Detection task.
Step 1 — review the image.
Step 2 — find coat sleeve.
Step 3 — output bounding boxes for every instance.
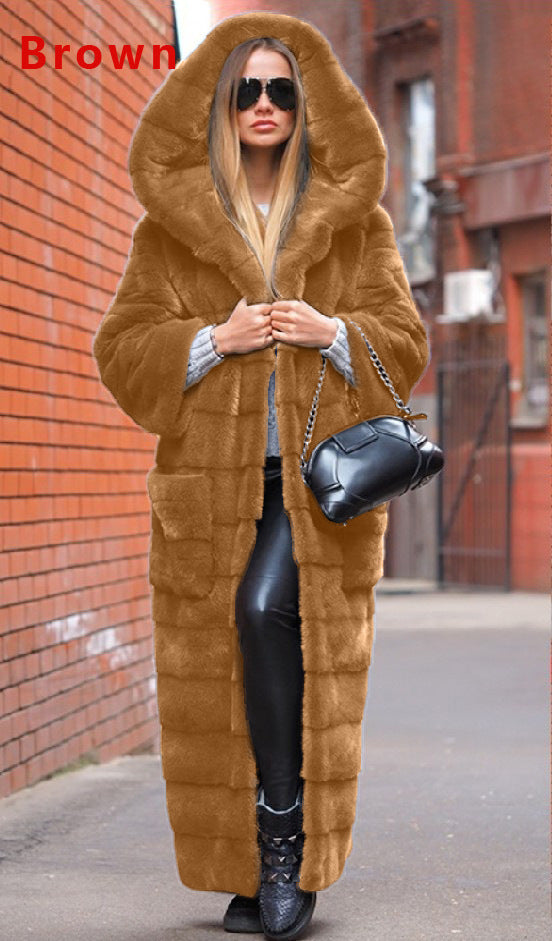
[339,208,430,416]
[92,215,207,438]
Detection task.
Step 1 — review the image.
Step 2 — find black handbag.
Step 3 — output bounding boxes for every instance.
[300,319,445,525]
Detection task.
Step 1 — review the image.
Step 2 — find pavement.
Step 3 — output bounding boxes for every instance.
[0,586,549,941]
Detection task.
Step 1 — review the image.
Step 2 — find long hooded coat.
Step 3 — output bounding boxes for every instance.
[92,11,430,898]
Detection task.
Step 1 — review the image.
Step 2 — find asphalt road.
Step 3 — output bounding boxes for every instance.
[0,588,549,941]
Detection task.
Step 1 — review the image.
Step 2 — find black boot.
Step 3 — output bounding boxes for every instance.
[223,890,263,933]
[256,783,316,940]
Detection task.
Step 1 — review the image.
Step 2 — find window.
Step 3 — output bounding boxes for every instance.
[400,77,436,283]
[514,270,549,424]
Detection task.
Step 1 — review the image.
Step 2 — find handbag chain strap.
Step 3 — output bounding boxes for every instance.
[300,318,427,477]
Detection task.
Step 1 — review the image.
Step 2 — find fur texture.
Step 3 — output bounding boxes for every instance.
[92,12,430,896]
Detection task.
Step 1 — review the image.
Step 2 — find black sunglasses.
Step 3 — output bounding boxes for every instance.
[234,77,296,111]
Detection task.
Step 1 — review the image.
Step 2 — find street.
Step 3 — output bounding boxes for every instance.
[0,588,549,940]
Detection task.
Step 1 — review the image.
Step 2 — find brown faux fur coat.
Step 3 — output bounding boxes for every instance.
[92,11,430,897]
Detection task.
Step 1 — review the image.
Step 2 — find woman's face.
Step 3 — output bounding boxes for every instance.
[236,48,296,151]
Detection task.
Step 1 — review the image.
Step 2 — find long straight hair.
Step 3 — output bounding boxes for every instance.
[208,37,311,299]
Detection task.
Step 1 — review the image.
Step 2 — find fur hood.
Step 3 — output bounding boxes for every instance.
[127,10,388,301]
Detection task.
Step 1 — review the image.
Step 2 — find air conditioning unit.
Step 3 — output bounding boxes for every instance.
[437,269,494,323]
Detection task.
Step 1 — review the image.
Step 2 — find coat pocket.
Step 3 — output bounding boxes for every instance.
[146,468,214,599]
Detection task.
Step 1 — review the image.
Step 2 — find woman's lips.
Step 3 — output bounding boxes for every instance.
[252,122,277,129]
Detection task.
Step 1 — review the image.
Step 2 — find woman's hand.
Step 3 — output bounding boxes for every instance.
[213,297,337,355]
[213,296,274,354]
[269,299,338,348]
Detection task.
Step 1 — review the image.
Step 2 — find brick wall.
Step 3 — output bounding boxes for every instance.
[0,0,175,797]
[370,0,550,589]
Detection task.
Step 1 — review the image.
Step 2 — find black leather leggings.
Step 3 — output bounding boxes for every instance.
[235,455,304,811]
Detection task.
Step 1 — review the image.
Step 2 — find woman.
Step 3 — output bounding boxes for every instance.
[92,11,429,941]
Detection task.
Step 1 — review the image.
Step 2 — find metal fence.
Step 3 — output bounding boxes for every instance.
[436,328,512,590]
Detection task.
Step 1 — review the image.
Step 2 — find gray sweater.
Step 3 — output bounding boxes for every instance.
[183,202,356,457]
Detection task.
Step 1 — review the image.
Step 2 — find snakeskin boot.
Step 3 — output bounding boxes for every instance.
[256,782,317,940]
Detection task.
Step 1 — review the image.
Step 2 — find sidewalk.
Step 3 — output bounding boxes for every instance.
[0,587,549,940]
[375,578,550,630]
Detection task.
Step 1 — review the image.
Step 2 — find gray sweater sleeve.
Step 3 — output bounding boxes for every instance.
[183,324,223,390]
[184,316,356,391]
[319,316,356,386]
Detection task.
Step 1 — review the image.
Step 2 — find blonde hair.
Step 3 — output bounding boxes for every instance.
[208,36,310,299]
